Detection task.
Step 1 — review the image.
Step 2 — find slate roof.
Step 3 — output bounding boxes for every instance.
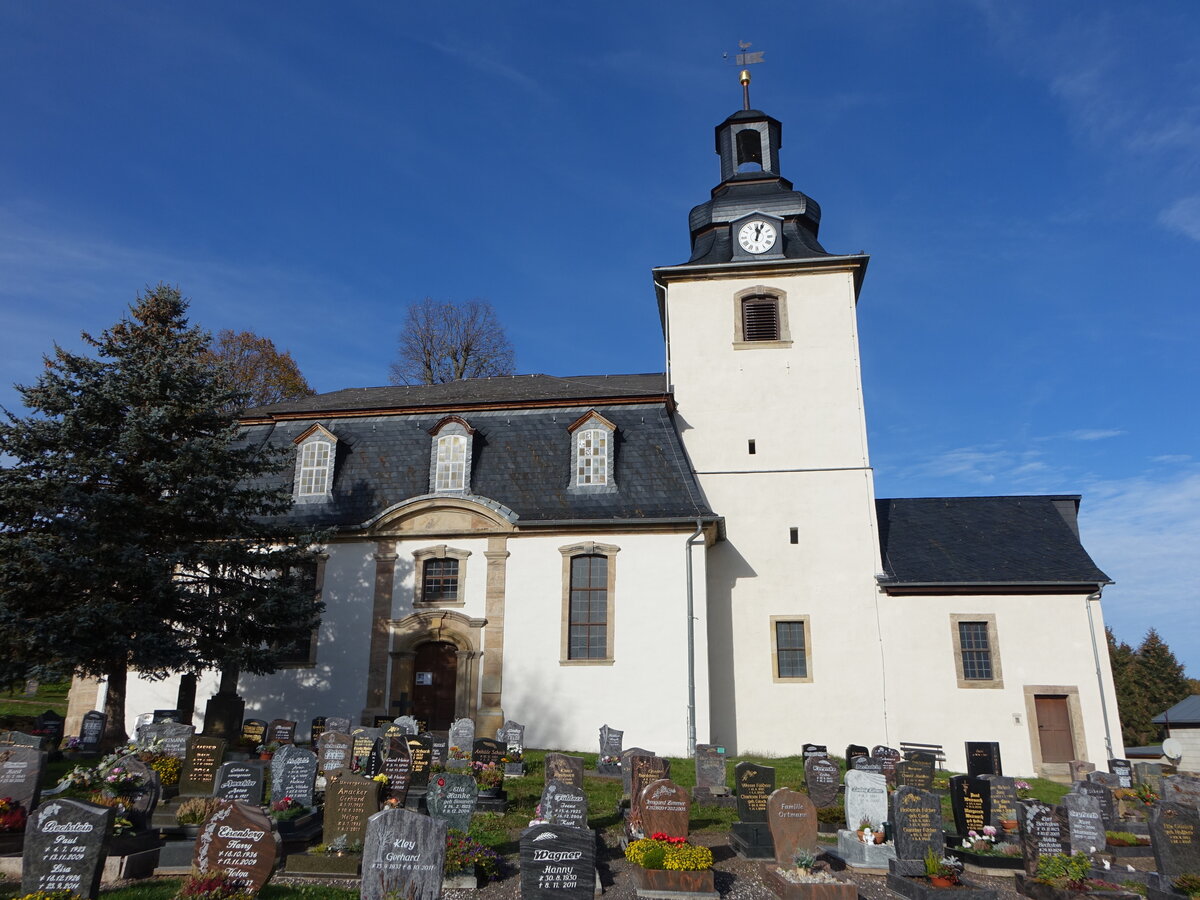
[876,496,1112,588]
[1153,695,1200,725]
[238,400,712,530]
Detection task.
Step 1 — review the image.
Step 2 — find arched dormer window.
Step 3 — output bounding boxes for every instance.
[293,424,337,502]
[429,416,475,494]
[567,410,616,491]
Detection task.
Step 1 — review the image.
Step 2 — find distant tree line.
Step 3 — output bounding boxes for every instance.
[1107,626,1195,748]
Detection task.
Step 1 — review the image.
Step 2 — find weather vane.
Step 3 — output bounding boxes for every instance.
[722,41,765,109]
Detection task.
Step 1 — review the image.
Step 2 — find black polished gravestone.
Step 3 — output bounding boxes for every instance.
[966,742,1003,777]
[34,710,66,749]
[352,728,382,768]
[407,734,433,788]
[179,736,226,796]
[520,823,597,900]
[950,774,992,837]
[545,753,585,788]
[215,761,266,804]
[194,800,281,894]
[1108,758,1134,789]
[426,772,478,834]
[1148,802,1200,882]
[268,718,297,745]
[361,807,447,900]
[804,756,840,809]
[1064,792,1106,855]
[241,718,268,748]
[852,756,884,775]
[472,737,505,767]
[1018,800,1067,877]
[0,744,45,811]
[896,756,935,792]
[1072,780,1117,829]
[78,711,107,754]
[731,761,776,859]
[271,744,318,808]
[845,744,870,768]
[872,745,902,785]
[309,717,326,745]
[802,743,829,759]
[153,709,180,723]
[381,737,413,805]
[892,787,944,861]
[542,779,589,830]
[982,775,1018,827]
[22,798,115,899]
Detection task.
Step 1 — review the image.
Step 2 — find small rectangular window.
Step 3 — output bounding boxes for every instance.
[789,527,798,544]
[748,439,756,455]
[958,621,993,680]
[421,558,460,604]
[775,620,808,679]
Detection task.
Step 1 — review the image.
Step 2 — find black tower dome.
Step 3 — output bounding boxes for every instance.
[685,106,828,265]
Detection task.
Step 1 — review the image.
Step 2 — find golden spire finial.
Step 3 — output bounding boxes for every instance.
[740,68,752,110]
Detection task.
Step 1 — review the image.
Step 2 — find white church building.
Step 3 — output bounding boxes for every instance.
[102,95,1122,778]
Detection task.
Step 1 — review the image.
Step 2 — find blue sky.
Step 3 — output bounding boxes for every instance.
[2,2,1197,675]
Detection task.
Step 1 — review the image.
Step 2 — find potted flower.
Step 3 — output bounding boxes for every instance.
[625,833,715,896]
[857,817,882,844]
[269,796,306,822]
[1015,780,1034,800]
[256,741,280,761]
[962,825,998,853]
[471,762,504,795]
[176,796,222,837]
[443,828,503,888]
[924,848,963,888]
[764,848,857,900]
[501,751,525,777]
[447,746,469,770]
[0,797,27,855]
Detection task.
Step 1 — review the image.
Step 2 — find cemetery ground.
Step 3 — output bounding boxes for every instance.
[0,749,1121,900]
[0,681,69,720]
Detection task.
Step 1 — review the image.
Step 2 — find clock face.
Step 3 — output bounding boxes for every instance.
[738,220,777,254]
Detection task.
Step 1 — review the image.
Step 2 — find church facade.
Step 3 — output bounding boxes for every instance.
[110,99,1122,777]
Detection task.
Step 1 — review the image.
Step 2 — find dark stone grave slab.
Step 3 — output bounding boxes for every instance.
[545,752,585,788]
[318,730,354,774]
[427,771,478,833]
[1072,780,1117,829]
[520,823,596,900]
[1148,801,1200,881]
[352,728,381,767]
[35,710,65,748]
[966,742,1002,777]
[407,734,433,788]
[950,774,991,837]
[241,718,268,747]
[620,747,653,796]
[22,798,114,898]
[138,720,193,757]
[361,807,447,900]
[844,769,888,830]
[106,754,159,830]
[896,757,935,792]
[599,724,623,757]
[325,715,352,735]
[803,744,828,759]
[215,761,266,804]
[363,738,385,777]
[735,761,775,824]
[872,745,902,784]
[79,711,106,754]
[1064,792,1105,855]
[309,717,326,744]
[1108,758,1133,789]
[1162,774,1200,809]
[982,774,1018,826]
[853,756,884,775]
[542,779,589,830]
[472,737,505,767]
[0,730,44,749]
[695,744,728,793]
[640,778,690,839]
[272,744,318,808]
[324,772,382,845]
[153,709,180,723]
[179,736,226,796]
[804,756,840,808]
[845,744,870,767]
[629,755,670,832]
[892,786,943,861]
[430,733,448,766]
[381,737,412,804]
[373,716,394,729]
[767,787,817,867]
[0,744,45,810]
[1087,771,1122,789]
[194,800,280,893]
[268,719,296,745]
[1018,800,1067,876]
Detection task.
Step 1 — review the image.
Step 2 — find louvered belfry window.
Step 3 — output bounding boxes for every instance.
[741,295,780,341]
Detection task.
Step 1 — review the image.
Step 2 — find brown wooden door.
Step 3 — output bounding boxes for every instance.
[411,641,458,731]
[1035,695,1074,762]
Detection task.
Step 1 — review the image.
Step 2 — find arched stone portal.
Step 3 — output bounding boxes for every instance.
[388,609,486,729]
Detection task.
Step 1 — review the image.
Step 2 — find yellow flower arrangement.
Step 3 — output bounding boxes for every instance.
[625,835,713,872]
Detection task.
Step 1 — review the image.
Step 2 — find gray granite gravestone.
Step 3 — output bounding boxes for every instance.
[1163,774,1200,809]
[179,735,226,796]
[844,769,888,830]
[449,718,475,757]
[0,744,45,811]
[194,800,280,893]
[1018,800,1067,876]
[318,730,354,774]
[325,716,353,735]
[1,729,44,749]
[767,787,818,867]
[1148,801,1200,882]
[272,744,318,808]
[1108,758,1133,788]
[896,756,935,792]
[324,772,383,845]
[1064,792,1106,855]
[545,752,585,788]
[695,744,728,793]
[965,742,1002,777]
[106,754,160,830]
[382,736,412,804]
[599,724,624,757]
[872,745,902,784]
[804,756,840,808]
[215,761,266,804]
[426,772,478,833]
[22,798,114,898]
[620,747,653,796]
[138,721,193,757]
[852,756,884,775]
[950,774,992,836]
[1088,771,1122,789]
[981,774,1018,827]
[79,711,107,754]
[892,786,944,860]
[1072,780,1117,829]
[542,779,589,830]
[407,733,433,788]
[640,778,691,839]
[393,715,418,735]
[520,823,596,900]
[496,719,526,753]
[361,807,447,900]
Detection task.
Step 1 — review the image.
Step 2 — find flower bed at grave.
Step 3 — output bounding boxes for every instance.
[626,833,714,872]
[0,797,27,833]
[445,829,502,882]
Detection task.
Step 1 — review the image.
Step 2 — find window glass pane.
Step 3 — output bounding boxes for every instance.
[568,554,608,660]
[959,622,993,680]
[775,621,808,678]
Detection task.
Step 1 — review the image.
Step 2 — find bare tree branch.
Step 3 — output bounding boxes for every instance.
[389,298,516,385]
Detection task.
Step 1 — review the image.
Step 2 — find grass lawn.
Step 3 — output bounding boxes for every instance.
[0,680,70,720]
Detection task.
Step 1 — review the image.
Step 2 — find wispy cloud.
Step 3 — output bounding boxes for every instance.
[1159,196,1200,242]
[1151,454,1192,465]
[1065,429,1125,442]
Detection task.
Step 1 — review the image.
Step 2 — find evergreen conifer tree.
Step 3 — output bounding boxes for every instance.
[0,285,323,743]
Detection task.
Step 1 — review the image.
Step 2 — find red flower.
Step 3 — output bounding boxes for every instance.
[437,777,446,787]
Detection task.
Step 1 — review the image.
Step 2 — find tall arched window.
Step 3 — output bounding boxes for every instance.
[576,428,608,486]
[293,424,337,501]
[435,434,467,491]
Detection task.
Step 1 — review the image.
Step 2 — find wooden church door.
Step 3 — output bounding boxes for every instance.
[411,641,458,731]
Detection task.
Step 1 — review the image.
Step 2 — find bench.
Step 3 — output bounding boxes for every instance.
[899,741,946,768]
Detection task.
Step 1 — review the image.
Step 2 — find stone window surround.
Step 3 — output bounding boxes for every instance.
[428,416,475,494]
[950,613,1004,689]
[566,410,617,492]
[292,424,337,503]
[275,551,328,669]
[559,541,619,666]
[770,615,813,683]
[412,544,472,607]
[733,284,793,349]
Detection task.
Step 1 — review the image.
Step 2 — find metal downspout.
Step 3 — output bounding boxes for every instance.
[686,517,705,758]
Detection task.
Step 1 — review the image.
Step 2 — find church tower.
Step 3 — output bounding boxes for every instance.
[654,74,887,753]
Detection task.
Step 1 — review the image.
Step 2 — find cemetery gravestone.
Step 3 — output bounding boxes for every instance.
[767,788,818,867]
[852,756,884,775]
[373,716,395,729]
[872,745,902,785]
[22,798,114,899]
[1064,792,1106,855]
[845,744,870,767]
[361,807,447,900]
[965,742,1003,777]
[309,717,326,744]
[352,728,382,768]
[620,747,654,796]
[107,755,160,830]
[194,800,280,893]
[317,731,354,775]
[629,756,670,832]
[545,753,585,788]
[324,773,383,845]
[802,744,828,759]
[449,718,475,757]
[393,716,418,735]
[325,716,353,735]
[1148,802,1200,882]
[426,772,478,833]
[241,719,268,748]
[804,756,840,808]
[542,779,589,830]
[430,733,448,767]
[1134,763,1164,797]
[496,719,526,752]
[981,774,1018,827]
[0,745,45,811]
[1087,771,1122,790]
[272,745,318,808]
[35,710,65,748]
[1162,774,1200,809]
[844,769,888,831]
[215,762,266,804]
[1019,801,1067,876]
[599,724,624,757]
[381,737,413,804]
[1073,780,1117,828]
[79,711,106,754]
[179,736,226,796]
[735,762,775,824]
[268,719,296,745]
[640,778,691,839]
[695,744,728,793]
[896,757,935,792]
[153,709,180,723]
[892,787,944,861]
[364,739,386,778]
[950,774,992,837]
[1108,758,1133,789]
[520,823,596,900]
[1069,760,1096,783]
[407,734,433,788]
[139,721,193,758]
[472,737,505,767]
[0,730,43,749]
